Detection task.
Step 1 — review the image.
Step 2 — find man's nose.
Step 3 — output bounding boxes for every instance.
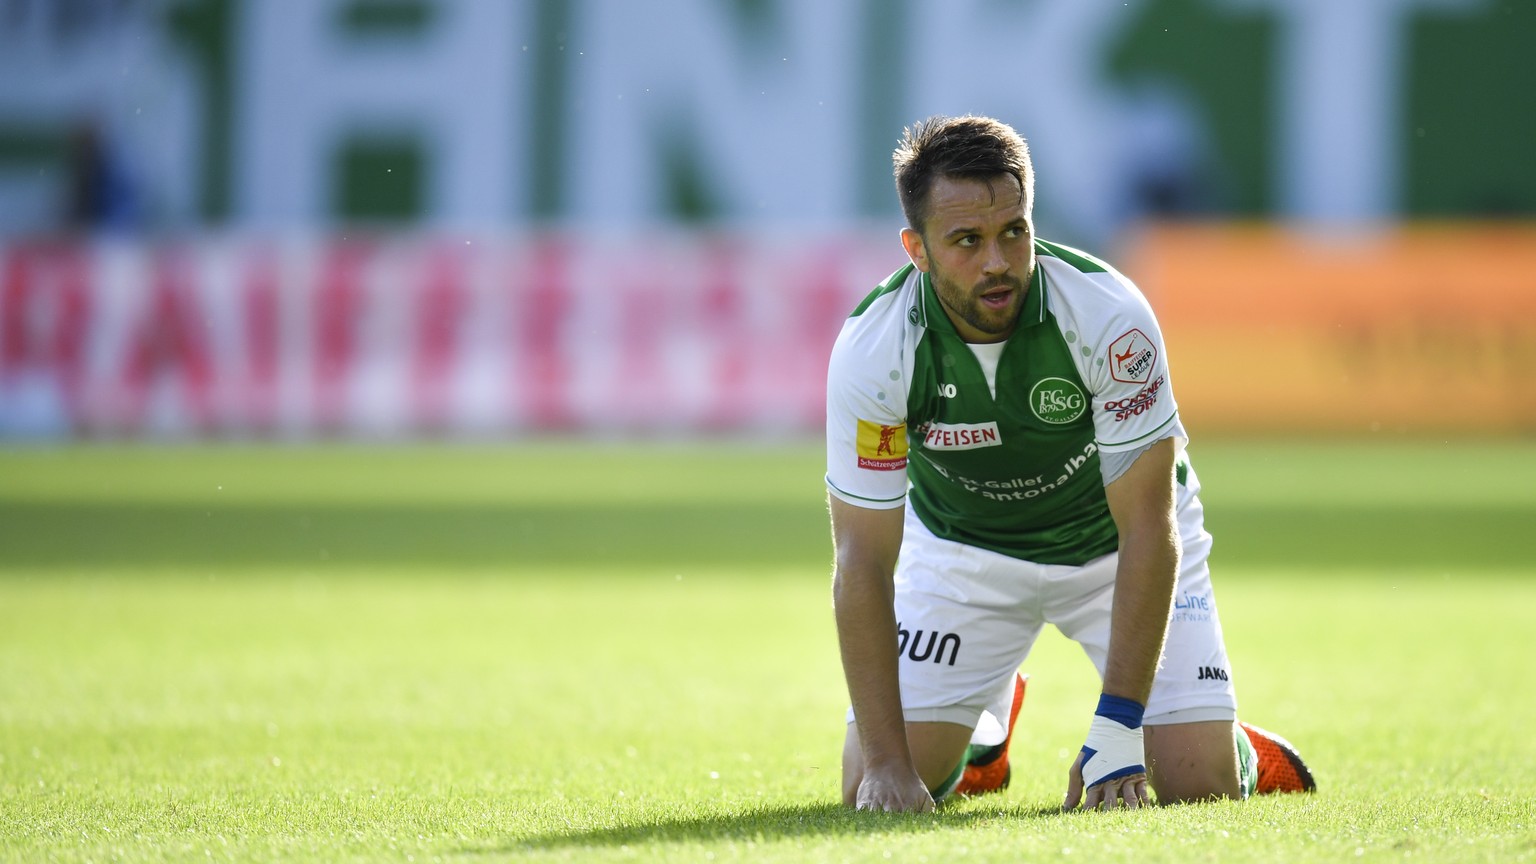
[981,240,1010,275]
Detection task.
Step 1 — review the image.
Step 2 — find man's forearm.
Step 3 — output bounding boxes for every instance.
[833,564,911,769]
[1101,527,1179,705]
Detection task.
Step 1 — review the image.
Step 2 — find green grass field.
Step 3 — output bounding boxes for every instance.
[3,439,1535,863]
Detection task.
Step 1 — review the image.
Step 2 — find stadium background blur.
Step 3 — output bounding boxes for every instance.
[2,0,1533,443]
[6,10,1536,861]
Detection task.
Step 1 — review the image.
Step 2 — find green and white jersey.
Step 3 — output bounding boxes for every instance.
[825,239,1182,566]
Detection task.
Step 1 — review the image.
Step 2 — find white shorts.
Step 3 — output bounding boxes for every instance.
[848,473,1237,744]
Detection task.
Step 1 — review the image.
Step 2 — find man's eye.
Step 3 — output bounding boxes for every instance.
[957,236,977,247]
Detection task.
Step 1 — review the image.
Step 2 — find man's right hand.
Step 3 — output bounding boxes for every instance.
[855,764,936,813]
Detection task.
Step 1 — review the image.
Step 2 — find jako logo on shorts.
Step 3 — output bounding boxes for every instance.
[1029,377,1086,424]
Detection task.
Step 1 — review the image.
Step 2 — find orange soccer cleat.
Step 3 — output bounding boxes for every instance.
[1240,721,1317,794]
[954,672,1028,797]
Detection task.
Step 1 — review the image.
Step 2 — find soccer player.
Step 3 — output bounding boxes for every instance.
[825,115,1314,812]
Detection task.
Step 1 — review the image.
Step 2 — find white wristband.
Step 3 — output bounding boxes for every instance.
[1080,713,1146,788]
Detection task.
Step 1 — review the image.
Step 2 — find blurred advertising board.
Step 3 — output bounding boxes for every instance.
[6,225,1533,440]
[1124,223,1536,436]
[0,233,892,438]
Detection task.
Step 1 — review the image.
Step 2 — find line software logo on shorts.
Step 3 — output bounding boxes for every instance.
[856,419,908,470]
[1029,377,1087,425]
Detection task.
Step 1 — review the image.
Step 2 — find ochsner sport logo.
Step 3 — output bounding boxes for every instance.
[922,420,1002,451]
[1029,377,1086,425]
[1105,376,1166,422]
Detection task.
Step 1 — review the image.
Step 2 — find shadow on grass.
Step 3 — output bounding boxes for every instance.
[0,501,829,572]
[502,801,1069,853]
[2,499,1530,573]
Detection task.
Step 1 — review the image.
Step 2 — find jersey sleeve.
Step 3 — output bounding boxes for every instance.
[1084,278,1182,454]
[824,315,910,509]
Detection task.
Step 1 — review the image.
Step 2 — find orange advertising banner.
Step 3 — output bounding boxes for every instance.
[1123,223,1536,435]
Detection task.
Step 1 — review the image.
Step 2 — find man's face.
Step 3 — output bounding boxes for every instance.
[901,173,1035,343]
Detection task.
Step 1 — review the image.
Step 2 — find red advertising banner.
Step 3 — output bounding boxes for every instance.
[0,233,897,438]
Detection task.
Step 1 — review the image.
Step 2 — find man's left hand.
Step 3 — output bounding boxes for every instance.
[1062,697,1152,810]
[1063,749,1150,810]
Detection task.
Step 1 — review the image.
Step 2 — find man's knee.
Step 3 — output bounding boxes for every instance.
[840,727,862,806]
[840,721,974,803]
[1144,720,1242,804]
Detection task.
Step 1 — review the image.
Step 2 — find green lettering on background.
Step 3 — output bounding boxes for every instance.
[528,0,572,220]
[857,0,907,219]
[1406,3,1536,216]
[1108,0,1276,215]
[166,0,236,223]
[337,0,436,36]
[334,137,426,223]
[660,127,721,223]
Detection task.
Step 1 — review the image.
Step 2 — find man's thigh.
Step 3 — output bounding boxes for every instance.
[1047,529,1238,723]
[882,512,1045,729]
[1144,720,1241,803]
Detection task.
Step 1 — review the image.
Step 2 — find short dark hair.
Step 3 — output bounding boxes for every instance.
[893,115,1035,232]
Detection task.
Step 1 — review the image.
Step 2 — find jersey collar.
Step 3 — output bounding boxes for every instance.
[917,263,1047,339]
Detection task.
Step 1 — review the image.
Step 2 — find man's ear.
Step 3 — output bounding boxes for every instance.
[900,227,930,273]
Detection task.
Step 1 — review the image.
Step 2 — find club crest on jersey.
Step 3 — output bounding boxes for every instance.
[1029,377,1087,425]
[1109,328,1157,384]
[921,421,1002,451]
[855,419,908,470]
